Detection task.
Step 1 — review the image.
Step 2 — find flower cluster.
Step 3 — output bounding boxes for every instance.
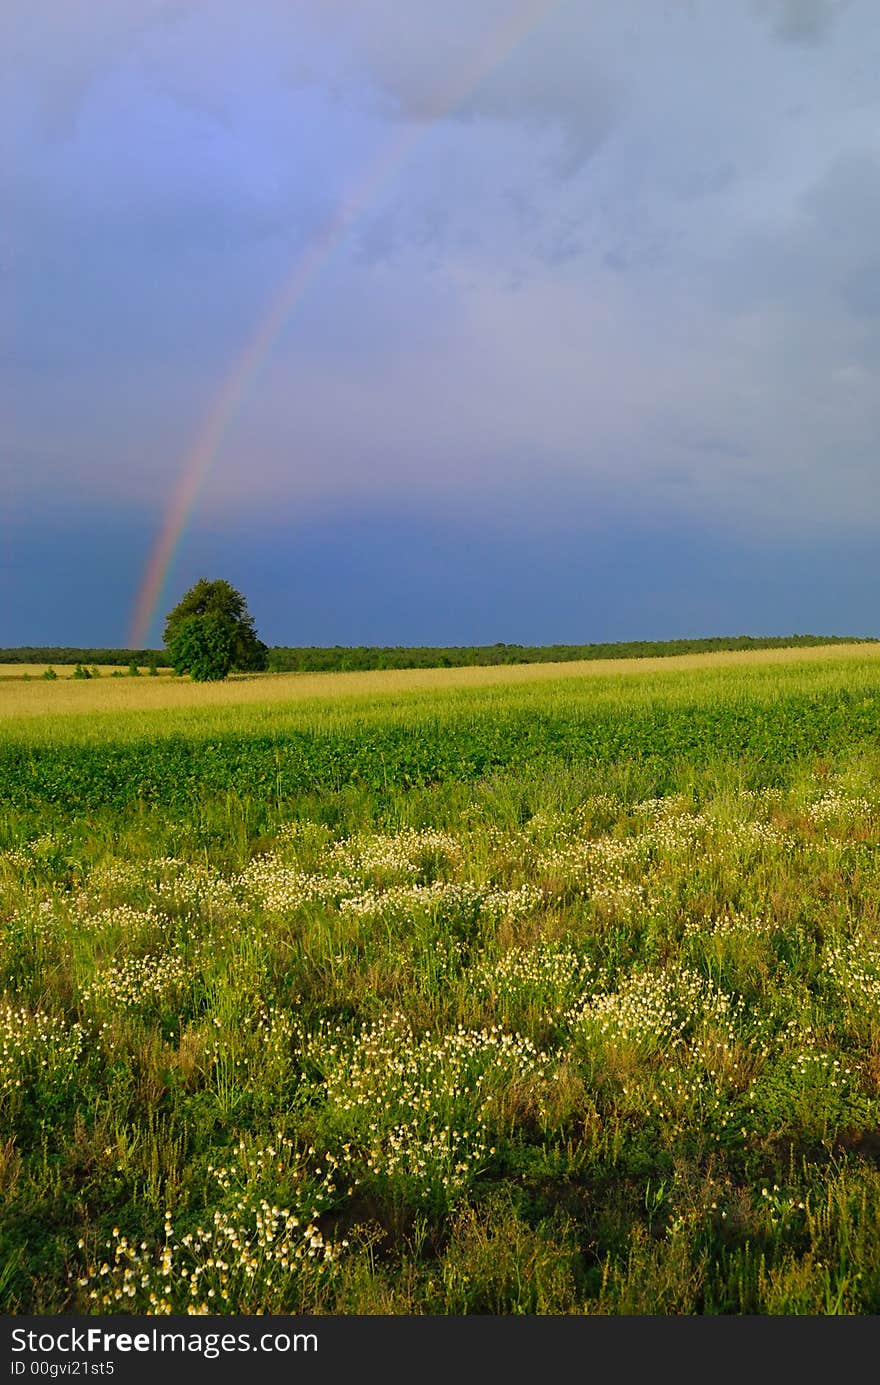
[326,828,463,880]
[568,968,739,1057]
[80,951,192,1015]
[75,1138,347,1313]
[471,941,598,1023]
[0,1001,85,1101]
[823,937,880,1009]
[339,879,541,925]
[300,1012,549,1202]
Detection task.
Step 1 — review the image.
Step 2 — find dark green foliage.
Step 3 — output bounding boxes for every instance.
[72,663,91,680]
[267,634,877,673]
[40,666,57,681]
[167,613,237,682]
[0,647,170,666]
[162,578,268,673]
[127,659,140,677]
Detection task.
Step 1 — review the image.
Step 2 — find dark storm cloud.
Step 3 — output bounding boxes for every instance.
[3,0,880,644]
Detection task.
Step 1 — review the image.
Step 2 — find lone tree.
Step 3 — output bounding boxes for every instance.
[163,578,268,682]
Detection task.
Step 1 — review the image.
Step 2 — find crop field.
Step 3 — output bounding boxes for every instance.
[3,645,880,1314]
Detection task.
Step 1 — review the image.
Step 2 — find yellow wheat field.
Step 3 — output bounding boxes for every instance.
[1,642,879,721]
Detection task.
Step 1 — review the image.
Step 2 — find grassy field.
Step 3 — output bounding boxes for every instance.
[3,644,880,1314]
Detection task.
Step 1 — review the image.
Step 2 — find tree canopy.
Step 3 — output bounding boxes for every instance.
[163,579,268,681]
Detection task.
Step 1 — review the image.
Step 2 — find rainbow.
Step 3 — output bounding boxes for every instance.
[128,0,565,648]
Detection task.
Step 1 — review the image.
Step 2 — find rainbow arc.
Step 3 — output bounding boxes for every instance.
[128,0,564,648]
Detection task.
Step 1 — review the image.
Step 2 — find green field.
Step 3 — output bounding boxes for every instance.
[3,647,880,1313]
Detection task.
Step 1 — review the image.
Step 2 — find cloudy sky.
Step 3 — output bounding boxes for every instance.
[3,0,879,648]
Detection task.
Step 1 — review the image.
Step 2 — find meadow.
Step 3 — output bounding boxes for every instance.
[3,645,880,1314]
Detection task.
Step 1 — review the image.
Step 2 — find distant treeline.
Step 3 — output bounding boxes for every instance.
[265,634,876,672]
[0,634,875,672]
[0,648,171,667]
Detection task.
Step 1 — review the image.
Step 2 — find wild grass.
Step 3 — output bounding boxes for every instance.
[2,644,880,1313]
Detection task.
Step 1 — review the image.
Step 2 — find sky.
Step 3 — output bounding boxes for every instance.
[3,0,879,649]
